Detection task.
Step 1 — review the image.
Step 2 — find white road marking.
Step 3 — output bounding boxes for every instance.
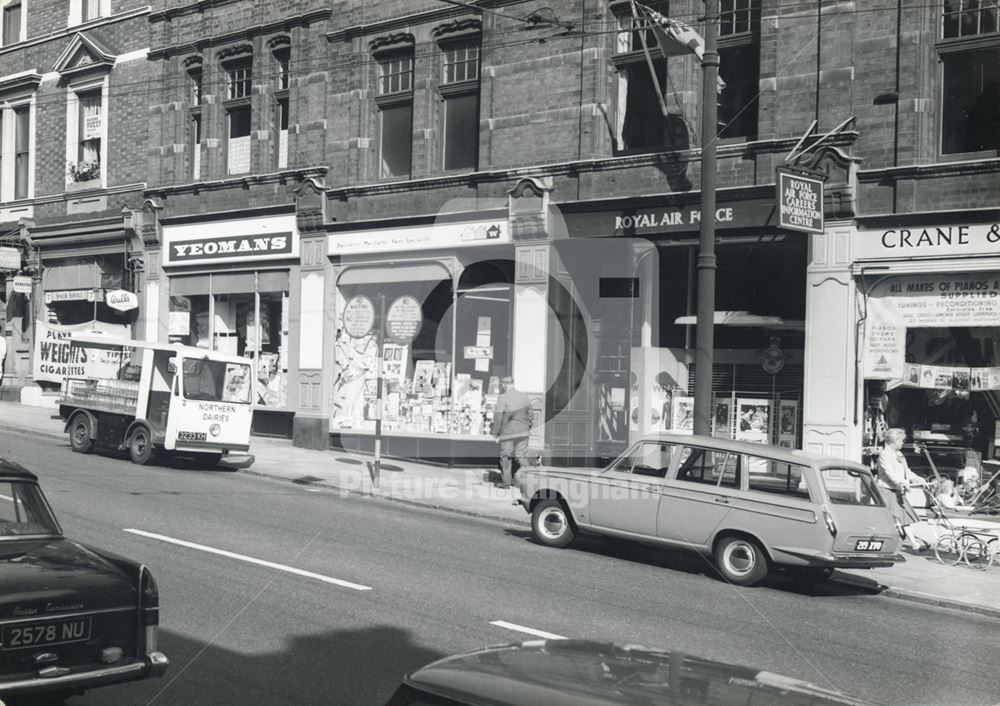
[0,493,13,502]
[123,528,373,592]
[489,620,567,640]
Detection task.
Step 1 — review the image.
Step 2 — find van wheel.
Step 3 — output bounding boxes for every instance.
[128,427,155,465]
[715,536,769,586]
[531,499,575,548]
[69,417,94,454]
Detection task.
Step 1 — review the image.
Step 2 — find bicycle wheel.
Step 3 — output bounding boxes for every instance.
[934,534,962,565]
[962,538,993,570]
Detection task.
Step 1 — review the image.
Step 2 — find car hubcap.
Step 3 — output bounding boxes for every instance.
[724,542,755,576]
[539,509,567,540]
[135,435,147,454]
[74,424,86,444]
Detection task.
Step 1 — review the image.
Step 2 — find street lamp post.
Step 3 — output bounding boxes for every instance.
[693,0,719,436]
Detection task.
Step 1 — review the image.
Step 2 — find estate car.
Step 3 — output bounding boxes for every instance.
[0,458,168,701]
[517,435,904,586]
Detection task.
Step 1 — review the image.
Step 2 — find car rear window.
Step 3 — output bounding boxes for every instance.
[820,468,885,506]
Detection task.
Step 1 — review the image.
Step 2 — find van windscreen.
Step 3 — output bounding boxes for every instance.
[820,468,885,506]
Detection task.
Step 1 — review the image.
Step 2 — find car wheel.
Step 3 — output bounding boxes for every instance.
[715,536,769,586]
[69,416,94,454]
[531,499,575,548]
[128,427,155,465]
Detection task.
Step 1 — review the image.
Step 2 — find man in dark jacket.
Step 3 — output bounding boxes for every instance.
[492,376,532,489]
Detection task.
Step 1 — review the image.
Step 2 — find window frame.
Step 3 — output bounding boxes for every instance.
[935,33,1000,157]
[673,446,742,489]
[225,58,253,102]
[744,457,814,502]
[439,37,481,173]
[1,0,23,46]
[0,92,34,203]
[375,48,415,180]
[64,77,107,189]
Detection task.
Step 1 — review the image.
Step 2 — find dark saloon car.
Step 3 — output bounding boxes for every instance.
[0,458,168,701]
[386,640,879,706]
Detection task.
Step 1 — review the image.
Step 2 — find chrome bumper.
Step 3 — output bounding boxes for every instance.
[0,652,169,695]
[775,547,906,568]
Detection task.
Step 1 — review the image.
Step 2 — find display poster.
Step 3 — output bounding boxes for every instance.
[168,311,190,336]
[411,360,435,394]
[736,398,771,444]
[713,398,732,439]
[671,396,695,434]
[32,321,130,383]
[382,343,408,386]
[778,400,798,448]
[343,295,375,338]
[386,295,423,344]
[331,328,377,429]
[864,273,1000,379]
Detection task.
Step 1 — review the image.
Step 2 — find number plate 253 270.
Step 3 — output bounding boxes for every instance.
[855,539,883,551]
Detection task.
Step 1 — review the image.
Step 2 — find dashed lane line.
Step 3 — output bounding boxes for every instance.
[489,620,567,640]
[123,528,373,592]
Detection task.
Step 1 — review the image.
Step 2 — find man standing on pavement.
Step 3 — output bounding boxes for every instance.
[491,376,532,489]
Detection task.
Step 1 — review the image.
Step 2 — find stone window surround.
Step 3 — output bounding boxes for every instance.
[0,74,36,202]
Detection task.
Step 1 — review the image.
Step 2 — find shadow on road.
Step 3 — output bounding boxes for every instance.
[504,528,888,598]
[24,623,447,706]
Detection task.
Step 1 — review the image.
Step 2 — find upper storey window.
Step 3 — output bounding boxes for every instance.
[375,44,414,179]
[939,0,999,154]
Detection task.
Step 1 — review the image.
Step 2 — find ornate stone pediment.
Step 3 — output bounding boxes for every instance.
[432,18,482,40]
[295,177,327,234]
[53,34,116,79]
[796,145,862,220]
[508,177,552,242]
[369,32,414,55]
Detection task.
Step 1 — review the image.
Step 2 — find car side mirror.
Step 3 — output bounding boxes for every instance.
[167,358,177,374]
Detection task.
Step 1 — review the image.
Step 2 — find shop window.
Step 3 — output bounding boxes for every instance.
[717,0,760,139]
[440,38,480,171]
[2,0,22,46]
[939,1,1000,154]
[42,255,131,327]
[227,105,251,175]
[376,51,414,179]
[169,272,290,408]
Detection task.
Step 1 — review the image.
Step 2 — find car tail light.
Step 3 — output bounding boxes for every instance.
[822,510,837,536]
[140,567,160,626]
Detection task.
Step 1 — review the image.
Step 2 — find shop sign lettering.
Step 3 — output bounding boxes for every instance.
[614,208,735,231]
[0,246,20,270]
[12,276,32,293]
[777,170,824,234]
[32,321,130,383]
[863,273,1000,380]
[857,223,1000,259]
[106,289,138,312]
[45,289,99,304]
[168,233,292,263]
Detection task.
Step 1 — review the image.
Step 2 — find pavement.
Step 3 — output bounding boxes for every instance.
[2,399,999,621]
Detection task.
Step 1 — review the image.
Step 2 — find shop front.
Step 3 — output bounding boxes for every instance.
[26,219,139,401]
[557,189,807,464]
[853,218,1000,482]
[327,215,514,463]
[160,209,298,437]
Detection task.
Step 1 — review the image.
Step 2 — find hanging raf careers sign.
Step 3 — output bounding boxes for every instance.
[777,169,824,234]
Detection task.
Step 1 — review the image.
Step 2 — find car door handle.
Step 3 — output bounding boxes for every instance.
[714,497,730,504]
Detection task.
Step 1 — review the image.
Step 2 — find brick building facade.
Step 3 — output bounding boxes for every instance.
[1,0,998,468]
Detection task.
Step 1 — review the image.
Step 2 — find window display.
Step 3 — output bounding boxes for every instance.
[168,272,289,408]
[331,266,511,437]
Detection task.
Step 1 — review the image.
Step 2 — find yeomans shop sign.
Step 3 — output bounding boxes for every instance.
[162,214,298,267]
